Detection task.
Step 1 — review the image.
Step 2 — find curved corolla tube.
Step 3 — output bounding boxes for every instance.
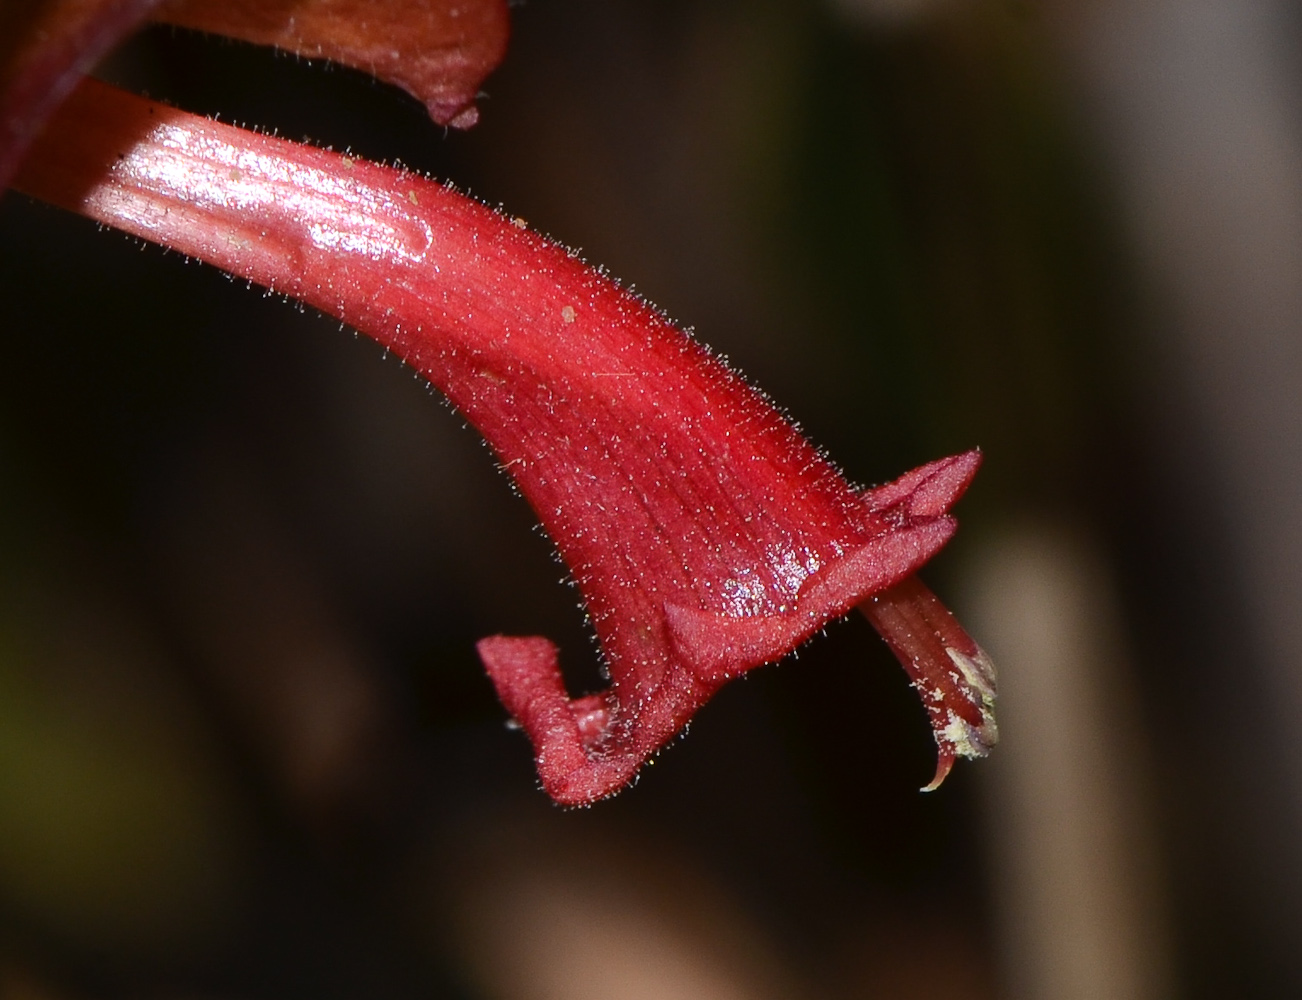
[14,78,997,805]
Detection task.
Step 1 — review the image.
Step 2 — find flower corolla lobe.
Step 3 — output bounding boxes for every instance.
[479,451,983,804]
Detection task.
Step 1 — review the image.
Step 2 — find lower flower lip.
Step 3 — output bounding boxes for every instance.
[475,455,984,806]
[665,519,958,683]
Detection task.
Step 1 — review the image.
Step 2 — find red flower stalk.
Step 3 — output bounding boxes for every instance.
[6,24,996,805]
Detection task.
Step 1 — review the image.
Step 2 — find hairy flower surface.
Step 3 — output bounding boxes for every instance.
[5,9,996,805]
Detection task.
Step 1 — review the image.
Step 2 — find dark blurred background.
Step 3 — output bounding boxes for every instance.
[2,0,1301,997]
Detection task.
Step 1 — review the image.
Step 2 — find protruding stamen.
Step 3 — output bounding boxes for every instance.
[860,575,998,791]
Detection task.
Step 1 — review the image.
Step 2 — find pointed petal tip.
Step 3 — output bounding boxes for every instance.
[921,690,998,793]
[862,448,982,519]
[921,748,955,792]
[905,449,983,519]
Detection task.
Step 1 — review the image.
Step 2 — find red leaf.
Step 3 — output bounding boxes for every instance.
[153,0,510,128]
[14,78,996,804]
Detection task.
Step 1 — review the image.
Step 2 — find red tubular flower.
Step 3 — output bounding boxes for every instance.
[5,14,995,805]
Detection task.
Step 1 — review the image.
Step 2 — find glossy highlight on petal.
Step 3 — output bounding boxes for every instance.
[14,79,994,804]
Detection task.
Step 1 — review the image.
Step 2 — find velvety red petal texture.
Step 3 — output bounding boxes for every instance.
[0,0,160,189]
[153,0,510,127]
[14,79,994,805]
